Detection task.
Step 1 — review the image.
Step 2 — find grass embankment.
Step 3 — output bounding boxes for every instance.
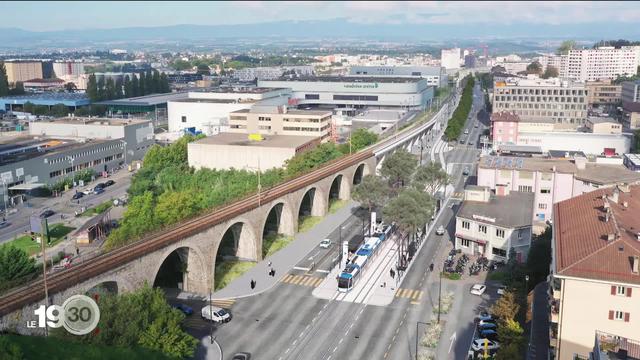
[262,234,294,258]
[1,334,170,360]
[214,261,257,291]
[298,216,322,233]
[2,224,75,256]
[81,200,112,217]
[328,199,348,214]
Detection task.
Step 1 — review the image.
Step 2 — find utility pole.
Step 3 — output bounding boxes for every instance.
[40,218,49,337]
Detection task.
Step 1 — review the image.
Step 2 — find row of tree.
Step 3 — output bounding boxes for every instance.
[106,130,379,249]
[525,62,559,79]
[85,70,170,102]
[444,75,475,141]
[0,62,26,96]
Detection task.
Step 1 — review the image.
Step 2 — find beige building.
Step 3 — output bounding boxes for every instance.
[228,108,332,142]
[493,77,588,127]
[187,132,319,171]
[4,60,43,85]
[585,79,622,107]
[550,184,640,360]
[585,117,623,134]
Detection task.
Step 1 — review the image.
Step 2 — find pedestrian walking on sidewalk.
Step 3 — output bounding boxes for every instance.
[429,263,434,272]
[250,279,256,289]
[76,247,80,256]
[390,268,395,279]
[268,261,272,267]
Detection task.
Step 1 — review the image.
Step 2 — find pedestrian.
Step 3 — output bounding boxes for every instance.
[76,247,79,256]
[250,279,256,289]
[390,268,395,279]
[272,268,276,277]
[268,261,272,267]
[430,263,434,272]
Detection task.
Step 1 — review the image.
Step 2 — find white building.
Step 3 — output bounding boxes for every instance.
[440,48,461,70]
[542,46,640,82]
[455,185,534,262]
[233,66,314,82]
[348,65,448,87]
[167,87,291,134]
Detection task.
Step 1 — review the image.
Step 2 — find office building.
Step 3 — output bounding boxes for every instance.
[585,79,622,107]
[492,77,588,127]
[259,76,434,111]
[464,54,477,69]
[167,87,291,134]
[549,185,640,360]
[98,92,188,128]
[621,80,640,104]
[455,185,533,262]
[0,93,90,112]
[624,153,640,172]
[187,132,319,171]
[228,108,332,142]
[477,155,640,227]
[52,61,85,77]
[542,46,640,82]
[440,48,461,70]
[3,60,43,85]
[349,65,448,87]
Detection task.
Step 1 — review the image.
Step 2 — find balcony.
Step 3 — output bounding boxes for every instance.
[550,324,559,349]
[550,300,560,323]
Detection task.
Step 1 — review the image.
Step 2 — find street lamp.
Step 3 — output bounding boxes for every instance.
[437,263,443,323]
[416,321,429,360]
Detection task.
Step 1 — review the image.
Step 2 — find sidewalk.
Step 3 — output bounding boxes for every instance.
[528,281,550,360]
[193,200,362,301]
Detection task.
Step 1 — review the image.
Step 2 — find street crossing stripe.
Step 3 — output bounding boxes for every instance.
[210,299,236,308]
[395,288,424,300]
[281,274,323,287]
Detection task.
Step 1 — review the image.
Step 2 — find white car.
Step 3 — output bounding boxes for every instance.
[435,226,445,236]
[470,284,487,296]
[201,305,231,323]
[82,187,93,195]
[497,285,507,295]
[319,239,332,249]
[471,339,500,352]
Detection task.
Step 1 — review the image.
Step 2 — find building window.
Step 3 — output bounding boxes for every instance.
[333,94,379,101]
[181,116,187,123]
[305,94,320,100]
[518,229,523,239]
[479,225,487,234]
[462,221,470,230]
[518,185,533,192]
[616,286,626,296]
[496,229,505,238]
[540,188,551,194]
[461,238,471,247]
[614,311,624,321]
[538,203,547,210]
[492,247,507,257]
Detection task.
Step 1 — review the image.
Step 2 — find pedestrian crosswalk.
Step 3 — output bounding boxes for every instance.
[281,274,324,287]
[183,316,208,330]
[451,192,464,199]
[395,288,423,301]
[210,299,236,309]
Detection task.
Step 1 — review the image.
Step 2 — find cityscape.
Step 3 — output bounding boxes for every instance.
[1,1,640,360]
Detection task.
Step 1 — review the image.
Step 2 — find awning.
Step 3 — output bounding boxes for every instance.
[8,183,46,191]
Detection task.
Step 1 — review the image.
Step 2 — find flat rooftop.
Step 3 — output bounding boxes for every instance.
[457,191,534,228]
[192,132,318,149]
[97,92,188,106]
[229,109,331,116]
[172,98,249,104]
[0,136,106,167]
[35,117,150,126]
[189,87,286,94]
[265,76,422,84]
[0,93,90,107]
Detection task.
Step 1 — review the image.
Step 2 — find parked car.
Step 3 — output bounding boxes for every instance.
[477,322,498,332]
[104,180,115,187]
[172,303,193,316]
[201,305,231,323]
[497,285,507,295]
[0,221,10,229]
[72,192,84,200]
[478,319,496,327]
[479,329,499,341]
[232,353,251,360]
[435,226,445,236]
[39,209,55,219]
[82,187,93,195]
[463,166,470,176]
[94,183,106,190]
[93,188,105,195]
[474,124,479,128]
[319,238,332,249]
[475,313,494,323]
[470,284,487,296]
[471,339,500,352]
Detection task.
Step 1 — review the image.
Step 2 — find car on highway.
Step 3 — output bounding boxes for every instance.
[468,140,474,146]
[232,353,251,360]
[471,339,500,352]
[470,284,487,296]
[463,166,470,176]
[201,305,231,323]
[497,285,507,295]
[39,209,55,219]
[319,238,332,249]
[104,180,115,187]
[172,303,193,316]
[435,226,445,236]
[93,187,105,195]
[474,124,479,128]
[479,329,499,341]
[71,192,84,200]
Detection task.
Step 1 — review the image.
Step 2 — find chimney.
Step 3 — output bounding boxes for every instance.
[605,211,610,223]
[633,256,639,274]
[611,188,620,204]
[607,233,615,241]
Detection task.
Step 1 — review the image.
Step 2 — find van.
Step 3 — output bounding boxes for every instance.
[201,305,231,323]
[464,129,469,135]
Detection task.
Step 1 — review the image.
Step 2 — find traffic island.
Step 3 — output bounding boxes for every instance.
[432,291,454,314]
[417,318,446,360]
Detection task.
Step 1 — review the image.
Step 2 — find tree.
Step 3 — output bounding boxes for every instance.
[412,162,449,195]
[171,59,192,71]
[151,70,160,94]
[196,64,211,76]
[526,61,543,75]
[64,82,77,92]
[380,149,418,188]
[0,62,10,96]
[349,128,378,152]
[50,103,69,117]
[0,336,23,360]
[284,143,343,177]
[383,188,434,237]
[495,318,525,360]
[131,75,140,97]
[557,40,576,55]
[9,82,25,95]
[634,129,640,152]
[22,101,35,113]
[160,72,170,93]
[86,74,98,101]
[541,65,559,79]
[0,245,36,284]
[139,71,147,96]
[525,226,552,287]
[490,290,520,322]
[105,78,117,100]
[352,175,389,213]
[115,77,124,99]
[96,76,105,101]
[123,75,132,98]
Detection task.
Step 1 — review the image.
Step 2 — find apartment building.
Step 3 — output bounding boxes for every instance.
[3,60,43,85]
[549,185,640,360]
[585,79,622,107]
[543,46,640,82]
[228,108,332,142]
[477,155,640,227]
[492,77,588,127]
[455,185,533,262]
[622,80,640,104]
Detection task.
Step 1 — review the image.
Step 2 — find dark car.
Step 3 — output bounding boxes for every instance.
[104,180,115,187]
[477,322,497,332]
[71,192,84,200]
[94,183,106,190]
[232,353,251,360]
[93,187,105,195]
[479,329,499,341]
[172,303,193,316]
[39,209,55,218]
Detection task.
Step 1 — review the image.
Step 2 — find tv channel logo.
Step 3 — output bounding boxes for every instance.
[27,295,100,335]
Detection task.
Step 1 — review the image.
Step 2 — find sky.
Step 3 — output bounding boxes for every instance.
[2,1,640,32]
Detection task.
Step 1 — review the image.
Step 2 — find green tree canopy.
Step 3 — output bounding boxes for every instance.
[380,149,418,188]
[526,61,543,75]
[541,65,559,79]
[382,187,434,236]
[0,245,37,286]
[350,128,378,151]
[50,103,69,117]
[171,59,192,71]
[412,162,449,195]
[351,175,389,212]
[557,40,576,55]
[525,226,552,287]
[495,318,525,360]
[86,74,98,101]
[0,62,10,96]
[284,142,343,177]
[490,290,520,322]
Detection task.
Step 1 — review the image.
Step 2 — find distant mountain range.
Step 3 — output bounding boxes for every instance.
[1,18,639,49]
